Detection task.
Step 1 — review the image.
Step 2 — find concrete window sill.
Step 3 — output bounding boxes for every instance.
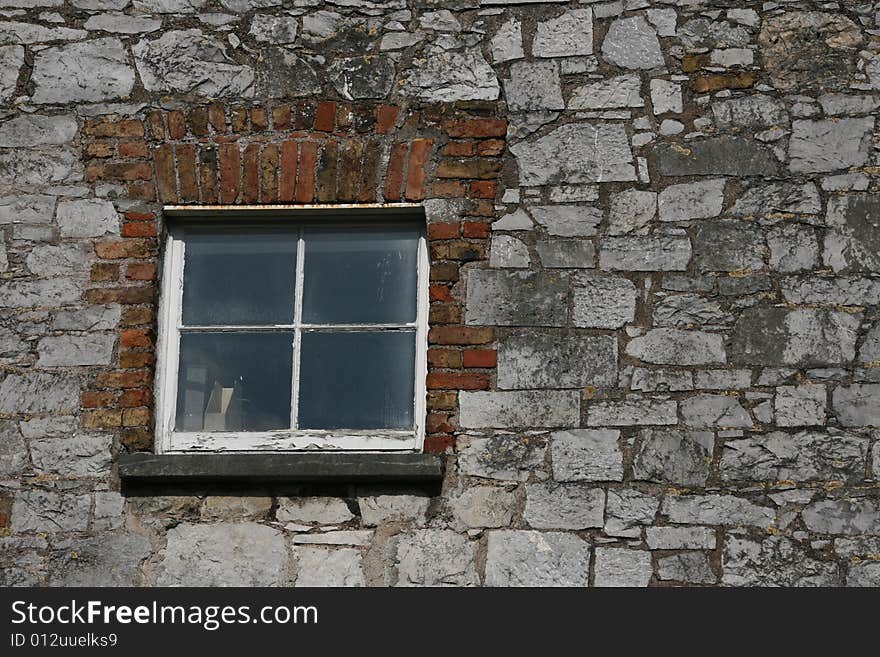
[118,452,445,486]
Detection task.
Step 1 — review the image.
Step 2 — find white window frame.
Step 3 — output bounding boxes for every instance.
[154,205,429,453]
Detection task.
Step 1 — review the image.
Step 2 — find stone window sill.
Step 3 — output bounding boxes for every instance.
[118,452,445,486]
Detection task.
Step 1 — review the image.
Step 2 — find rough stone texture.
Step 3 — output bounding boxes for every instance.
[32,38,134,103]
[450,486,515,529]
[657,552,716,584]
[358,494,429,527]
[394,530,478,587]
[529,205,601,237]
[802,497,880,535]
[276,497,354,525]
[37,335,115,367]
[551,429,623,482]
[403,47,498,102]
[833,385,880,427]
[694,221,764,272]
[608,189,656,235]
[604,489,659,538]
[774,385,826,427]
[30,434,112,477]
[48,533,150,586]
[658,179,725,222]
[533,9,592,59]
[504,61,563,111]
[601,16,663,70]
[599,235,691,271]
[570,75,642,110]
[466,270,568,327]
[789,118,873,173]
[457,434,547,482]
[157,523,290,586]
[524,483,604,530]
[655,137,779,177]
[646,526,716,551]
[460,390,579,429]
[11,490,90,532]
[824,194,880,273]
[485,531,590,587]
[594,548,652,587]
[633,430,714,486]
[498,332,617,389]
[572,274,637,329]
[294,548,365,587]
[661,494,775,528]
[626,329,725,366]
[0,45,23,102]
[722,535,840,586]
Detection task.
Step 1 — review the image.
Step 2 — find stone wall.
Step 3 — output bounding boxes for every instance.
[1,0,879,587]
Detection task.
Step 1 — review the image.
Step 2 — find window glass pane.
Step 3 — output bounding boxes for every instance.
[175,332,293,432]
[298,331,415,430]
[302,225,419,324]
[182,231,297,326]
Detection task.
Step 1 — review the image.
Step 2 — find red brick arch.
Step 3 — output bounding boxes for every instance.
[78,99,507,454]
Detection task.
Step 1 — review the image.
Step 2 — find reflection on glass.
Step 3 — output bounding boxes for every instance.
[302,225,419,324]
[175,332,293,432]
[298,331,415,430]
[182,231,297,326]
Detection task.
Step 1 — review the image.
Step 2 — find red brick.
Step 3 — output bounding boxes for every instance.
[230,108,248,133]
[443,141,474,157]
[126,183,155,201]
[425,413,456,434]
[423,435,455,454]
[118,140,149,158]
[429,261,460,282]
[316,141,339,203]
[261,143,279,202]
[219,143,240,204]
[428,348,462,368]
[429,284,454,302]
[199,148,218,204]
[431,240,484,261]
[121,328,152,349]
[279,140,298,202]
[431,180,467,198]
[296,141,317,203]
[84,118,144,138]
[314,101,336,132]
[336,102,353,129]
[95,239,155,259]
[443,119,507,138]
[120,388,152,408]
[126,262,157,280]
[91,262,119,282]
[82,391,116,408]
[294,101,315,130]
[84,141,114,159]
[121,352,154,368]
[273,105,291,130]
[176,144,199,202]
[121,222,157,238]
[428,223,460,239]
[126,209,159,223]
[429,302,462,324]
[462,221,491,238]
[250,107,268,131]
[82,409,122,429]
[147,111,165,140]
[463,348,496,368]
[376,105,399,134]
[358,139,381,203]
[122,407,151,428]
[466,199,495,217]
[208,103,226,133]
[436,159,502,179]
[427,372,489,390]
[153,144,176,203]
[94,370,152,389]
[168,110,186,139]
[121,306,154,326]
[477,139,505,157]
[338,139,363,202]
[188,107,209,136]
[241,143,260,204]
[405,138,433,201]
[86,287,154,305]
[428,326,493,345]
[384,142,407,202]
[427,391,457,411]
[469,180,498,199]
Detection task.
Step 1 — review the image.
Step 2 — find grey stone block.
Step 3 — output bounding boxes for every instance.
[626,329,725,365]
[599,235,691,271]
[655,137,779,177]
[456,434,547,482]
[789,118,873,173]
[12,490,91,532]
[633,429,714,486]
[294,547,365,587]
[460,390,580,428]
[465,270,569,327]
[657,552,716,584]
[587,399,678,427]
[485,531,590,587]
[646,526,716,550]
[824,194,880,273]
[694,221,764,272]
[48,533,150,586]
[572,273,636,329]
[604,489,659,537]
[681,394,752,429]
[37,334,115,367]
[658,179,725,222]
[524,483,604,529]
[661,494,775,528]
[601,16,663,70]
[498,332,617,389]
[594,548,652,587]
[32,38,134,103]
[276,497,354,525]
[395,530,478,587]
[551,428,623,481]
[722,535,840,586]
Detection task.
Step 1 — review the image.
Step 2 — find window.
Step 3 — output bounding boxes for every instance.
[156,208,428,453]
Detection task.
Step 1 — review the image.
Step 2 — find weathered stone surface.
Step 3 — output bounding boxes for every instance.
[572,274,637,329]
[84,14,163,34]
[722,535,840,586]
[465,270,568,326]
[587,399,677,427]
[694,221,764,272]
[652,294,732,329]
[0,537,46,587]
[0,45,22,103]
[358,494,429,527]
[276,497,354,525]
[0,372,78,413]
[626,329,725,366]
[12,490,90,532]
[655,137,779,177]
[602,16,663,70]
[633,430,714,486]
[291,531,372,547]
[712,94,787,130]
[0,148,78,185]
[489,235,529,268]
[133,30,254,97]
[158,523,290,586]
[329,56,395,100]
[0,21,86,43]
[52,305,121,332]
[529,205,601,237]
[833,384,880,427]
[535,240,594,269]
[504,61,563,111]
[658,179,725,222]
[0,115,77,148]
[0,278,81,308]
[0,194,55,225]
[681,394,751,429]
[768,225,819,273]
[395,530,477,587]
[32,38,134,103]
[301,11,372,52]
[552,429,622,482]
[91,492,124,530]
[847,561,880,587]
[723,430,867,484]
[594,548,652,587]
[631,368,694,393]
[0,420,26,475]
[533,9,592,58]
[774,385,826,427]
[37,334,115,367]
[803,497,880,535]
[403,47,499,101]
[457,434,547,482]
[201,496,272,520]
[490,17,523,63]
[604,489,659,538]
[662,494,775,528]
[460,390,579,429]
[524,483,603,530]
[294,547,364,587]
[510,123,636,186]
[729,183,822,217]
[730,308,860,367]
[48,533,150,586]
[789,118,873,173]
[249,14,297,43]
[133,0,205,11]
[219,0,278,11]
[657,552,715,584]
[599,235,691,271]
[646,526,716,550]
[758,12,863,92]
[451,486,515,529]
[860,321,880,364]
[485,531,590,587]
[26,244,90,277]
[31,434,112,477]
[608,189,655,235]
[255,47,319,98]
[824,194,880,273]
[651,79,681,115]
[569,75,642,110]
[498,332,617,389]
